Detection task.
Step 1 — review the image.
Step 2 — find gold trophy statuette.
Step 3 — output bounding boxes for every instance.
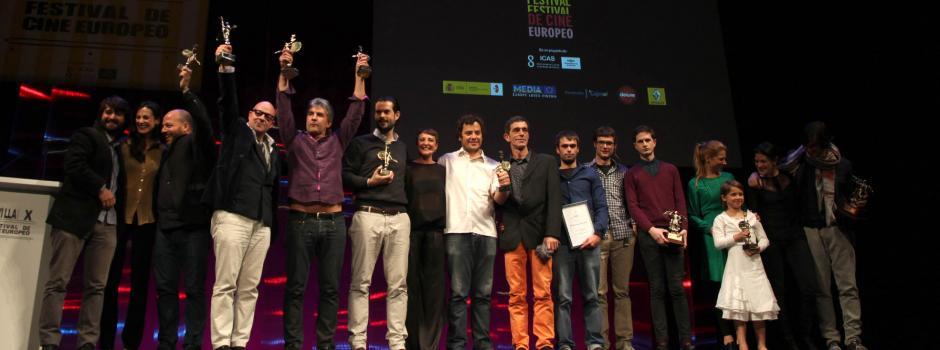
[840,175,873,218]
[352,45,372,78]
[663,210,685,245]
[498,150,511,172]
[276,34,303,79]
[739,214,759,254]
[217,16,236,64]
[177,44,201,71]
[376,141,396,176]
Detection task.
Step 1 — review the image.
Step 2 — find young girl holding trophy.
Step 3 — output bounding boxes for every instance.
[712,180,779,350]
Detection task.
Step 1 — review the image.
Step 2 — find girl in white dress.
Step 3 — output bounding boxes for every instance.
[712,180,779,350]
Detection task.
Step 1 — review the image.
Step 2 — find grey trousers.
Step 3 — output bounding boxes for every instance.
[38,223,117,346]
[599,235,636,350]
[804,225,862,344]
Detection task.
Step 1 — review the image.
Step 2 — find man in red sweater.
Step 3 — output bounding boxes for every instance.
[623,125,694,350]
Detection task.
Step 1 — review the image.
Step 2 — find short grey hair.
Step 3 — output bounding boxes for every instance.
[308,98,334,122]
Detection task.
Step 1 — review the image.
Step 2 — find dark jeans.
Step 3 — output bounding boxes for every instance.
[153,226,210,349]
[445,233,497,350]
[552,243,604,348]
[636,231,691,344]
[406,228,446,350]
[762,235,819,342]
[101,222,156,350]
[283,211,347,350]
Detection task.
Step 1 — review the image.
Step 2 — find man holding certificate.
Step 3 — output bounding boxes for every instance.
[553,130,609,350]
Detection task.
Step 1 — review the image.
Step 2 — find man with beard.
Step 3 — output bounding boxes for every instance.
[437,114,510,350]
[151,65,217,350]
[343,96,409,350]
[203,43,281,350]
[781,121,867,350]
[276,45,369,350]
[552,130,608,350]
[586,126,637,350]
[39,96,128,350]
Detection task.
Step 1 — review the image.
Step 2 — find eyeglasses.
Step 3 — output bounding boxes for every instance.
[251,109,275,122]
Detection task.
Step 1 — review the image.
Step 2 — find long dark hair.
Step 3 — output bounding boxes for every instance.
[129,101,162,162]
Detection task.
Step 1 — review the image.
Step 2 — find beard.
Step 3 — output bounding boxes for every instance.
[377,119,396,134]
[561,157,576,166]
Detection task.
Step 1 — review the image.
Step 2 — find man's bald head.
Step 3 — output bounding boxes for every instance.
[248,100,276,135]
[162,109,193,145]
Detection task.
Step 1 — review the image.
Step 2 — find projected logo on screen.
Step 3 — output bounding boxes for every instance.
[512,84,558,98]
[647,87,667,106]
[618,86,637,105]
[528,48,580,70]
[560,57,581,70]
[527,0,574,39]
[443,80,504,96]
[563,89,607,98]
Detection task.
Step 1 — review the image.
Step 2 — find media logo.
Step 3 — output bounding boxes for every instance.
[512,84,558,98]
[618,86,637,105]
[647,87,667,106]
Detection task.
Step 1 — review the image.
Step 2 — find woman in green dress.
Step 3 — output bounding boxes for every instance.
[688,140,736,349]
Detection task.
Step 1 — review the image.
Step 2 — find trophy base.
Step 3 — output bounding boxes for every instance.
[217,53,236,65]
[743,244,760,254]
[357,66,372,78]
[838,204,865,219]
[665,232,684,245]
[378,168,390,176]
[282,67,300,79]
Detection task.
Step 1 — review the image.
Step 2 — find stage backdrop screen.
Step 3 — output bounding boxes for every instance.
[373,0,739,166]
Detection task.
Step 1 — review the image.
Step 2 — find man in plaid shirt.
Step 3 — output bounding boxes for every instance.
[586,126,637,350]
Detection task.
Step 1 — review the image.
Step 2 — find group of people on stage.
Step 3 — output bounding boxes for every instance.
[38,42,867,350]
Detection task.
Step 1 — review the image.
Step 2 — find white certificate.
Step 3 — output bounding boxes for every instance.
[562,200,595,248]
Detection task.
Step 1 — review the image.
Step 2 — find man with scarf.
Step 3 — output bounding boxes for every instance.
[781,121,867,350]
[40,96,128,350]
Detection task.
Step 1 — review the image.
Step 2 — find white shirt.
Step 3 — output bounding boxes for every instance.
[439,148,500,237]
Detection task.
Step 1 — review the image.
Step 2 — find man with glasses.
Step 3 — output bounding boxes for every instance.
[588,126,637,350]
[203,43,281,350]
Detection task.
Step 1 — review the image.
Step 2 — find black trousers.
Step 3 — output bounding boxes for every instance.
[100,222,156,350]
[762,235,820,343]
[406,228,446,350]
[283,212,347,350]
[637,231,692,344]
[153,226,210,349]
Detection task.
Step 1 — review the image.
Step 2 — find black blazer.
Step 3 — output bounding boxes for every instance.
[497,152,562,251]
[47,126,125,238]
[794,156,854,229]
[203,71,281,235]
[153,90,217,228]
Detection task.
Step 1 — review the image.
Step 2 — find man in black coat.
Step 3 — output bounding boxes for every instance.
[497,115,562,350]
[39,96,129,350]
[203,43,281,350]
[151,65,217,350]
